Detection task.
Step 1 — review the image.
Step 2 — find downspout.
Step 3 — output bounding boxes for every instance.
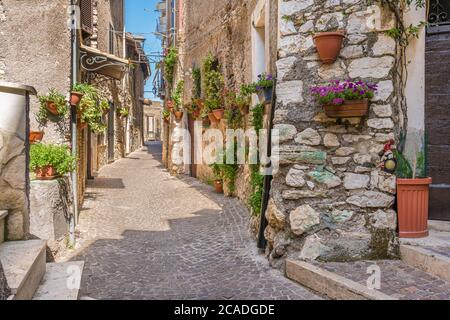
[69,0,79,247]
[257,80,277,250]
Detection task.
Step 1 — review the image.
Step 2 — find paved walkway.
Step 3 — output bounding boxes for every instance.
[62,142,321,300]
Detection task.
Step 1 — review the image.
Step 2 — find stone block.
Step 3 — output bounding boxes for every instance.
[290,205,320,236]
[30,178,71,253]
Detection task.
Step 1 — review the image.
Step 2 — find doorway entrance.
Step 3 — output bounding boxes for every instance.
[425,5,450,221]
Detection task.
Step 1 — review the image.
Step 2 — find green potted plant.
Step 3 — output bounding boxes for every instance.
[162,108,171,124]
[236,84,255,114]
[203,53,225,121]
[311,80,378,118]
[30,143,76,180]
[118,107,129,119]
[77,87,106,133]
[71,83,88,106]
[37,89,68,118]
[172,80,184,122]
[394,132,432,238]
[253,73,274,104]
[210,162,224,194]
[99,99,110,116]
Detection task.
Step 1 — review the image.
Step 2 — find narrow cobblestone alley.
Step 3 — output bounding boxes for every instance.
[61,142,322,300]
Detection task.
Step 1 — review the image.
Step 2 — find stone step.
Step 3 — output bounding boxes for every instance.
[286,259,450,300]
[33,261,84,300]
[286,259,395,300]
[0,240,46,300]
[400,244,450,282]
[429,220,450,233]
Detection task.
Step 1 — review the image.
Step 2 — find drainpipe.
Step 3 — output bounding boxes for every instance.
[69,0,79,247]
[257,80,277,250]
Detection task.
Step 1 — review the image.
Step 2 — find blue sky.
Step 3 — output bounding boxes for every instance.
[125,0,162,100]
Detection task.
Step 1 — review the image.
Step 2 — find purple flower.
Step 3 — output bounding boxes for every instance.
[332,98,344,105]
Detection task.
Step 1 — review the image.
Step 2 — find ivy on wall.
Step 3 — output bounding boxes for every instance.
[163,47,178,88]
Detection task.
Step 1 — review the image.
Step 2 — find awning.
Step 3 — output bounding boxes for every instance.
[80,44,129,80]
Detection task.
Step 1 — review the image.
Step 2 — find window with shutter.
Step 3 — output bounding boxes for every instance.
[80,0,93,36]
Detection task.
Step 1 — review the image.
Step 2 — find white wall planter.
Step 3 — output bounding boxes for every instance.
[0,81,36,140]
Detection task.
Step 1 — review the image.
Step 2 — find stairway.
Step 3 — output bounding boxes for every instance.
[0,210,85,300]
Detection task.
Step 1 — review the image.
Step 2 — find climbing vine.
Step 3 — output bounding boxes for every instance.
[249,103,264,216]
[163,46,178,88]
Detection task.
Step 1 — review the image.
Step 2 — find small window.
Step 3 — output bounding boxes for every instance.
[109,24,115,54]
[80,0,93,36]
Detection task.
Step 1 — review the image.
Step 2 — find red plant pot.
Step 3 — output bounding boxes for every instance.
[46,101,60,116]
[397,178,432,238]
[163,117,170,124]
[212,108,224,120]
[29,131,44,144]
[313,31,345,64]
[174,111,184,122]
[208,113,219,124]
[70,92,83,106]
[214,180,223,193]
[35,166,58,180]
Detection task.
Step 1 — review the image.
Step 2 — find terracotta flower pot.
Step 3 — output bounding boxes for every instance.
[214,180,223,193]
[29,131,44,144]
[397,177,432,238]
[46,101,60,116]
[324,99,369,118]
[167,100,175,112]
[78,121,88,129]
[163,117,170,124]
[313,31,345,64]
[70,91,83,106]
[212,108,224,120]
[174,110,184,122]
[208,113,219,124]
[35,166,58,180]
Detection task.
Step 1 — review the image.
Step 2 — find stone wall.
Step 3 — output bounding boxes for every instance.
[30,178,72,259]
[265,0,400,266]
[0,0,72,144]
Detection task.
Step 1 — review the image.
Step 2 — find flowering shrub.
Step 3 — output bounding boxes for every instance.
[311,80,378,106]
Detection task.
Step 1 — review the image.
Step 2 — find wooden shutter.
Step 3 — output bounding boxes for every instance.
[80,0,93,36]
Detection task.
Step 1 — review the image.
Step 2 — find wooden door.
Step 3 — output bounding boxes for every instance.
[425,14,450,221]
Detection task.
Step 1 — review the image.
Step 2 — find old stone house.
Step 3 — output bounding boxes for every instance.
[0,0,149,253]
[158,0,447,267]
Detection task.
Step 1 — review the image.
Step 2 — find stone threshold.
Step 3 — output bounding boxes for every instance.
[286,259,450,300]
[286,259,396,300]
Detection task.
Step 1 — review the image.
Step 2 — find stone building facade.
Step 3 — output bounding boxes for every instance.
[159,0,431,267]
[268,0,400,265]
[0,0,148,252]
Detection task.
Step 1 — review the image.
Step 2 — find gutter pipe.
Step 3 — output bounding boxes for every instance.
[257,79,277,250]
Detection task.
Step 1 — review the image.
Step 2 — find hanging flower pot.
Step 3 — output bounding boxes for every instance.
[167,100,175,113]
[324,99,369,118]
[46,101,60,116]
[313,31,345,64]
[174,110,184,122]
[35,166,58,180]
[397,177,432,238]
[163,117,170,125]
[208,113,219,124]
[212,108,224,121]
[70,91,83,106]
[257,87,273,105]
[214,180,223,193]
[29,131,44,144]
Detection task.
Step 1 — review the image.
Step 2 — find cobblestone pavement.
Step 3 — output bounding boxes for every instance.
[61,142,322,300]
[318,260,450,300]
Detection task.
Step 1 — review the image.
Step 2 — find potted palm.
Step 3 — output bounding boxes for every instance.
[395,133,432,238]
[37,89,68,117]
[313,30,345,64]
[30,143,76,180]
[311,80,378,118]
